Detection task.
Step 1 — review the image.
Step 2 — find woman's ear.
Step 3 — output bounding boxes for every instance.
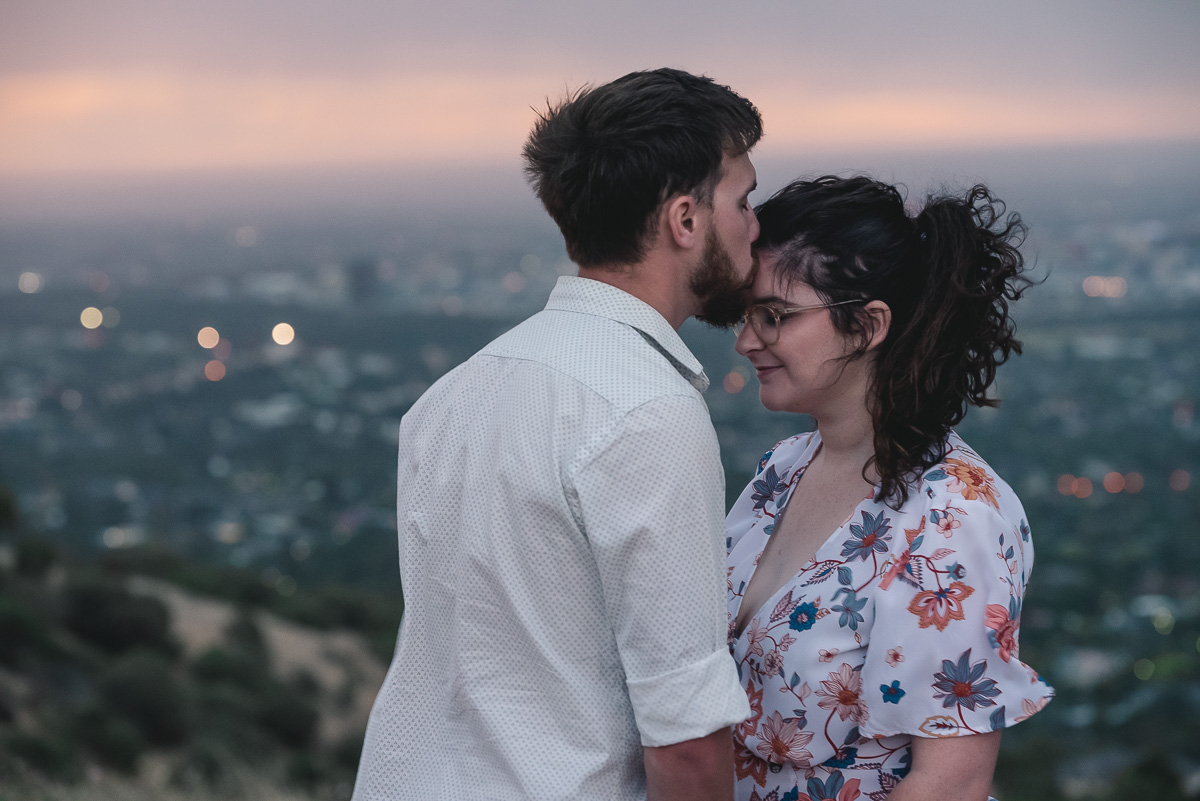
[863,300,891,351]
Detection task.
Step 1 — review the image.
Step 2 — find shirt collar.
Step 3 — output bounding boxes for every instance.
[544,276,709,392]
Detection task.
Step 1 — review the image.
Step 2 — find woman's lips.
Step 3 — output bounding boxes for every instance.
[753,365,780,379]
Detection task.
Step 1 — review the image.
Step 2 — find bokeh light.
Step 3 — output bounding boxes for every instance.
[60,389,83,411]
[1169,469,1191,492]
[18,272,42,293]
[272,323,295,345]
[204,360,226,381]
[1133,658,1155,680]
[197,326,220,348]
[1056,474,1075,496]
[1103,472,1125,493]
[723,371,747,394]
[1082,276,1128,298]
[1124,472,1145,493]
[101,306,121,328]
[80,307,103,329]
[1072,477,1093,499]
[502,272,526,293]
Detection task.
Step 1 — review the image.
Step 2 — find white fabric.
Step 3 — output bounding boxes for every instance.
[354,276,750,801]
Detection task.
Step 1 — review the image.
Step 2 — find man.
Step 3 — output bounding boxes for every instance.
[353,68,761,801]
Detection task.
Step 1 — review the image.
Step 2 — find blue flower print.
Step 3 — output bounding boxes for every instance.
[803,773,852,801]
[880,680,905,704]
[751,464,788,511]
[840,510,892,561]
[789,602,819,632]
[932,648,1001,711]
[781,790,800,801]
[831,588,867,631]
[823,746,858,768]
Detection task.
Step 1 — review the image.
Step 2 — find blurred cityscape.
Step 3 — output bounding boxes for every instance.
[1,176,1199,799]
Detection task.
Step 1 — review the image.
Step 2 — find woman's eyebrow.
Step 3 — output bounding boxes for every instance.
[751,295,790,305]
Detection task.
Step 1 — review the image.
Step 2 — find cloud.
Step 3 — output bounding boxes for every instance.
[2,0,1198,174]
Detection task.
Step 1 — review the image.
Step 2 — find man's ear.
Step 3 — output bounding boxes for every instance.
[863,300,892,351]
[662,194,704,251]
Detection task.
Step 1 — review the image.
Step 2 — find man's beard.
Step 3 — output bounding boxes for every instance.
[691,227,754,328]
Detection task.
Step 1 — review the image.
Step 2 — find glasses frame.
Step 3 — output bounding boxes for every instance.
[737,299,867,344]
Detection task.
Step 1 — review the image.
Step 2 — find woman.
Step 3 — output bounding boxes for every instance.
[726,176,1053,801]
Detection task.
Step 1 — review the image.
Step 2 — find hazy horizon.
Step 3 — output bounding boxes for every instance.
[3,139,1198,231]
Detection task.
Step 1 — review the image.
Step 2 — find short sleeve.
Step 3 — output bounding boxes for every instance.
[573,394,750,747]
[859,481,1054,740]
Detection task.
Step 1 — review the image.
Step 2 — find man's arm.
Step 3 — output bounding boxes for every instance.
[644,727,734,801]
[572,394,750,752]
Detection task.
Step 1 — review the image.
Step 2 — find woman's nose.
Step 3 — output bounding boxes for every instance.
[734,323,760,356]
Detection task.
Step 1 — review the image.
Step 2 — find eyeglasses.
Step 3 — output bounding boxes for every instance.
[735,300,866,345]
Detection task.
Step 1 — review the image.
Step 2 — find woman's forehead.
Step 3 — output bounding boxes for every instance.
[753,254,819,303]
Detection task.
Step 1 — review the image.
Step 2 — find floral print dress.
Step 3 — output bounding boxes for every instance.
[726,430,1054,801]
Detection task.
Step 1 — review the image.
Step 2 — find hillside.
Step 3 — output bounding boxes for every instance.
[0,539,395,800]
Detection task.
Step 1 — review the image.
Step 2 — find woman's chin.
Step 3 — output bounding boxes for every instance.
[757,388,790,413]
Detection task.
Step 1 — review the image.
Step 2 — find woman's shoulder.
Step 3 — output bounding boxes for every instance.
[903,431,1028,535]
[754,430,818,476]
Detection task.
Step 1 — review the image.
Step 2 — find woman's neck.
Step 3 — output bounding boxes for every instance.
[812,400,877,480]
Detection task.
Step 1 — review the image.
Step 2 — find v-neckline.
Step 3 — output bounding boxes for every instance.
[731,432,873,641]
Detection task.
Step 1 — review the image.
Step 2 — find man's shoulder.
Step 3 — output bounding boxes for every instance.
[479,307,702,411]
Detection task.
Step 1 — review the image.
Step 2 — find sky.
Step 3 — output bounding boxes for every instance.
[1,1,1198,222]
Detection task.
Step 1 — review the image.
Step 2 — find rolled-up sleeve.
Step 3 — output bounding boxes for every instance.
[573,394,751,747]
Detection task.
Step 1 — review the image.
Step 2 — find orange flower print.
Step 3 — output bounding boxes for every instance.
[738,678,764,739]
[753,711,814,767]
[816,664,870,725]
[936,510,961,537]
[943,457,1000,509]
[885,646,904,667]
[908,581,975,631]
[1015,696,1050,722]
[986,598,1021,662]
[818,648,839,663]
[735,745,768,786]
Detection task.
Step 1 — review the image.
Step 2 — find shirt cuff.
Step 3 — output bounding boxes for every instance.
[626,649,751,747]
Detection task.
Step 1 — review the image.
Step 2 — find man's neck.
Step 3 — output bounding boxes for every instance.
[577,263,695,330]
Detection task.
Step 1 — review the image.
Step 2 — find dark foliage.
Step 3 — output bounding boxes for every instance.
[255,687,318,749]
[74,707,143,774]
[14,538,56,579]
[64,574,178,656]
[5,732,79,780]
[98,651,192,746]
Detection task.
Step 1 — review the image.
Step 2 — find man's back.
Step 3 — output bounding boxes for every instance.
[353,278,747,801]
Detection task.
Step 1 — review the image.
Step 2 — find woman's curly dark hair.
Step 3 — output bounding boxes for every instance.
[753,175,1033,507]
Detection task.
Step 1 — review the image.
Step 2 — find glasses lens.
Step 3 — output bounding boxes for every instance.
[749,306,781,344]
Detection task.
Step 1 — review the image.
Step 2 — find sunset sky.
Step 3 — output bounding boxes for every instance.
[3,0,1199,178]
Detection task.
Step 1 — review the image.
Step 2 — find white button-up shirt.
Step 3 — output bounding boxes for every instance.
[354,276,750,801]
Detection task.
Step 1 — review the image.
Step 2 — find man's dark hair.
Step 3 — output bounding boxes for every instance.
[522,68,762,268]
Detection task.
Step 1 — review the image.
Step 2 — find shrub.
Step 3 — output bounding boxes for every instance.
[255,687,318,749]
[64,575,177,657]
[170,738,238,794]
[286,751,327,790]
[15,537,56,578]
[332,729,365,771]
[224,609,268,659]
[98,650,191,746]
[6,731,79,780]
[75,707,142,774]
[191,646,268,690]
[0,597,53,667]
